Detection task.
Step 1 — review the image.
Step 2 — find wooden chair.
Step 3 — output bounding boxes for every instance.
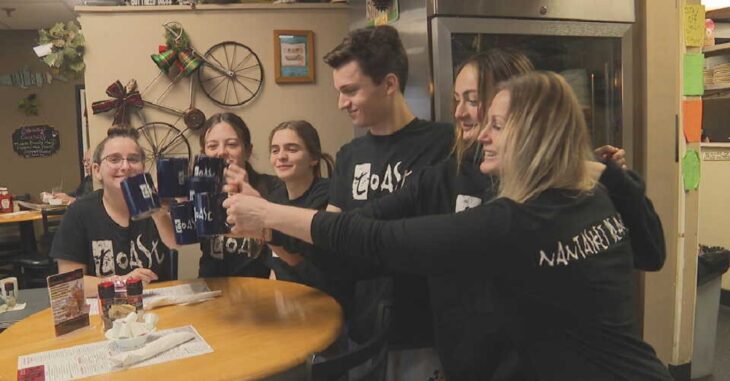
[306,300,392,381]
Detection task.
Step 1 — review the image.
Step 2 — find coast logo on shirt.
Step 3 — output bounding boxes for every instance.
[209,236,260,259]
[91,235,165,276]
[352,161,412,201]
[455,195,482,213]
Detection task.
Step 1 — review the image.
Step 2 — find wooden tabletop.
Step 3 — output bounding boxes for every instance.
[0,277,344,380]
[0,210,42,224]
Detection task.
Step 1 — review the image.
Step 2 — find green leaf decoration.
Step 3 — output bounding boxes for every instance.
[69,61,85,72]
[18,94,39,116]
[37,21,85,79]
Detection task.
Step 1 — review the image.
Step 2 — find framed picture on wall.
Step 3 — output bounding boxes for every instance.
[274,30,315,84]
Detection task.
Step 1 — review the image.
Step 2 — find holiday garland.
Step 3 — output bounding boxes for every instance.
[37,21,85,79]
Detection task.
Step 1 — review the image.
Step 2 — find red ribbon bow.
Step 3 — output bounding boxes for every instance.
[91,80,144,127]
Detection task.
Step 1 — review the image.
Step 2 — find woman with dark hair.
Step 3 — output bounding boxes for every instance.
[224,72,672,380]
[51,128,176,296]
[197,112,279,278]
[265,120,335,288]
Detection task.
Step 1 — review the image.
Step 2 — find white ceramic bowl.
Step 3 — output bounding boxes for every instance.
[105,328,155,350]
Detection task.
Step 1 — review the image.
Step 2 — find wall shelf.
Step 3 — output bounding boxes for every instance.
[708,7,730,22]
[705,83,730,92]
[76,3,348,13]
[703,42,730,56]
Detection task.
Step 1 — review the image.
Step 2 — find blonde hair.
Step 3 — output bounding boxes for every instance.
[452,49,534,169]
[497,71,596,203]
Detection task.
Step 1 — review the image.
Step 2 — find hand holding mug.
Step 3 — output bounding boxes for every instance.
[223,194,269,236]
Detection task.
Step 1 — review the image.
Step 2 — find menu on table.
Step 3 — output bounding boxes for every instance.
[46,269,89,336]
[17,325,213,381]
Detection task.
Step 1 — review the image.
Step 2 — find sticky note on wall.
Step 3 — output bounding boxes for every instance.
[682,99,703,143]
[684,53,705,96]
[684,4,706,47]
[682,149,701,191]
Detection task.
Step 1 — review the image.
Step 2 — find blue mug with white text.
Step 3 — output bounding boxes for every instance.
[121,172,161,221]
[193,155,225,192]
[188,176,218,202]
[157,157,189,198]
[193,192,229,237]
[170,201,198,245]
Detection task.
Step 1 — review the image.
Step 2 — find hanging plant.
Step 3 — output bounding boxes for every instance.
[18,94,39,116]
[37,21,86,80]
[371,0,393,11]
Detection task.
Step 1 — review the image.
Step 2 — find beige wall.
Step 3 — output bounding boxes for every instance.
[641,0,699,366]
[77,4,352,279]
[0,30,83,201]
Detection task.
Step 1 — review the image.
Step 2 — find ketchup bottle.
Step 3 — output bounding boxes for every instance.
[0,188,13,214]
[126,277,144,313]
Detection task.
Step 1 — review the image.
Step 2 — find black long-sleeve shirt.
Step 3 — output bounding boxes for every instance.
[310,171,671,380]
[265,178,331,291]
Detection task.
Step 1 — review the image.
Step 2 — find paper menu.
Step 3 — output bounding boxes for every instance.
[46,269,89,336]
[17,325,212,381]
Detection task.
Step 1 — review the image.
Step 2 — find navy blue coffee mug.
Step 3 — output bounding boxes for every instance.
[157,158,189,198]
[121,173,161,220]
[193,154,225,186]
[188,176,218,201]
[170,201,198,245]
[193,192,230,237]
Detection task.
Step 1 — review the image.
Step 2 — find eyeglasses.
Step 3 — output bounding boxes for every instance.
[101,154,144,167]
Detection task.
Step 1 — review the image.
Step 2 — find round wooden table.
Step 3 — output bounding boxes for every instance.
[0,277,343,380]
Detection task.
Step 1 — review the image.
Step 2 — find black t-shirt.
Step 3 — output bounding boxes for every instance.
[329,118,454,210]
[311,185,672,381]
[265,177,329,289]
[328,117,453,347]
[359,151,504,378]
[198,173,280,278]
[50,190,172,280]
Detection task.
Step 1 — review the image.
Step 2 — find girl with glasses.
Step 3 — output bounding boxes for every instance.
[50,128,177,296]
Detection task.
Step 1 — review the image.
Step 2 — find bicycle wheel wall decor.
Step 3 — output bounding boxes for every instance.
[198,41,264,107]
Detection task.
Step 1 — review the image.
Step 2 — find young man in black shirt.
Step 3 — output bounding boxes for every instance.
[322,25,453,378]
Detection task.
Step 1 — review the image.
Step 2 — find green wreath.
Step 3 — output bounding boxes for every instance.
[37,21,85,79]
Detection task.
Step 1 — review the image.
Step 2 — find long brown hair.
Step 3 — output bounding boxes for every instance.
[269,120,334,178]
[497,71,595,203]
[199,112,268,194]
[452,49,534,169]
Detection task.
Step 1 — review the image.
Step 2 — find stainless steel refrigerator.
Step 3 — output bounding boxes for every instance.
[348,0,636,162]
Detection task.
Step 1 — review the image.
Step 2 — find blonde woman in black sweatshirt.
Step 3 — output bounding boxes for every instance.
[224,72,672,381]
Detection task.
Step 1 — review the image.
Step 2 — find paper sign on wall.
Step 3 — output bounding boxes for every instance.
[684,53,705,96]
[684,4,706,47]
[682,99,703,143]
[682,149,701,191]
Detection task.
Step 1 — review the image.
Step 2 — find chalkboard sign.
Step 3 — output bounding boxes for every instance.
[12,125,60,158]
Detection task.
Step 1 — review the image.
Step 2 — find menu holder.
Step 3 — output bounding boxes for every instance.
[47,269,89,336]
